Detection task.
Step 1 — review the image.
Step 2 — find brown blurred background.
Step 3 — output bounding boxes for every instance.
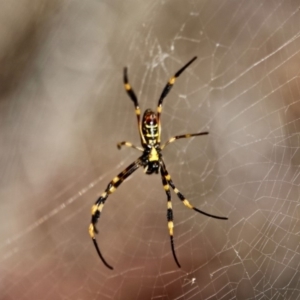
[1,0,300,299]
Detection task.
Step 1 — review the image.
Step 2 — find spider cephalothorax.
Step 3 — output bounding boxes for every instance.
[89,57,228,270]
[141,144,161,174]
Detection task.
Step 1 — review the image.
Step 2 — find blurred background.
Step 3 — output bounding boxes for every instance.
[1,0,300,299]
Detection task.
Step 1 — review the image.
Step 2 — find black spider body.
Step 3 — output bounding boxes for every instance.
[89,57,228,270]
[141,146,161,175]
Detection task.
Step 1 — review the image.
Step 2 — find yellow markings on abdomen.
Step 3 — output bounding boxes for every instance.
[183,199,193,209]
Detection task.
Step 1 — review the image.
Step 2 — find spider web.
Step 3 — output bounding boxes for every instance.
[1,0,300,299]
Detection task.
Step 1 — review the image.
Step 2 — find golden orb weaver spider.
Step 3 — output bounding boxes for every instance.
[89,57,228,270]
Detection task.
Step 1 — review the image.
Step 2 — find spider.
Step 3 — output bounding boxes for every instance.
[89,56,228,270]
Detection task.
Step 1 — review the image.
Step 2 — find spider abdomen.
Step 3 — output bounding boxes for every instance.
[142,109,159,144]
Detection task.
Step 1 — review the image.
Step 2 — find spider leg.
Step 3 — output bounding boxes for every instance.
[157,56,197,143]
[89,158,142,270]
[161,132,209,150]
[124,67,146,145]
[160,170,181,268]
[117,141,144,151]
[161,161,228,220]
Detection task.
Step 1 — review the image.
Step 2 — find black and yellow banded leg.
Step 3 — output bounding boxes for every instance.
[89,159,141,270]
[157,57,197,143]
[161,131,209,150]
[117,141,144,151]
[124,67,146,145]
[160,172,181,268]
[161,162,228,220]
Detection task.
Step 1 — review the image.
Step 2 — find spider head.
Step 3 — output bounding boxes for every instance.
[144,160,160,174]
[142,143,161,175]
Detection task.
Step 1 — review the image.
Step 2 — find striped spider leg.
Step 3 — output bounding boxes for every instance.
[160,161,227,268]
[89,159,142,270]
